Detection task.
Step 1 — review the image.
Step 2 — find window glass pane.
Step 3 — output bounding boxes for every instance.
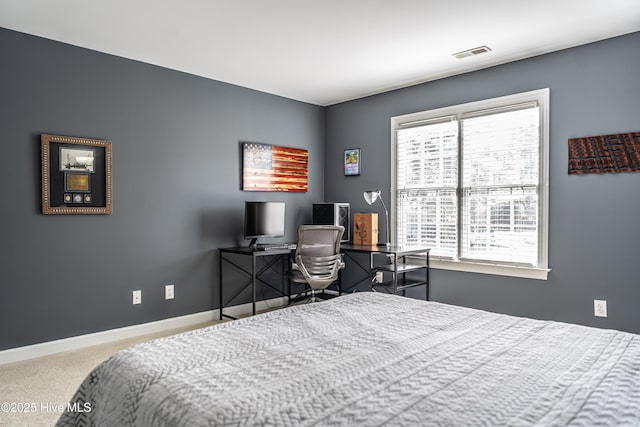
[461,186,538,264]
[396,121,458,255]
[461,107,539,265]
[462,108,539,187]
[397,121,458,189]
[397,188,457,257]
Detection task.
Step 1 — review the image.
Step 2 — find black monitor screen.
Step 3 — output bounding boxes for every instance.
[244,201,285,244]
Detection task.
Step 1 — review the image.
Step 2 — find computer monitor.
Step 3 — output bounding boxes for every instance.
[244,201,286,248]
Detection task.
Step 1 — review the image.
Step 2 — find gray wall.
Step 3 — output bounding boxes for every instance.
[0,28,325,350]
[325,32,640,333]
[2,27,638,352]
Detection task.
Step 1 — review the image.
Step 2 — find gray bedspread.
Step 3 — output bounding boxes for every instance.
[56,292,640,426]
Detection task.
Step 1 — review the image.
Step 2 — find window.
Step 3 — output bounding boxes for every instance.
[391,89,549,280]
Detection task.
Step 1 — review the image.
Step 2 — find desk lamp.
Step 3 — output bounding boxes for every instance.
[363,190,390,246]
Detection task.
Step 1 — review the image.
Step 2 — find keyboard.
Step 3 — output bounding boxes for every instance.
[258,243,297,251]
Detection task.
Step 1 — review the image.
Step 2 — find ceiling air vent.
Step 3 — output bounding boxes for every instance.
[453,46,492,59]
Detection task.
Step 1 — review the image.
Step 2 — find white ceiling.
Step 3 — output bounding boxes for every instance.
[1,0,639,106]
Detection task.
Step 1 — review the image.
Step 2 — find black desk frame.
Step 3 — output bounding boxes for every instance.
[219,244,430,320]
[218,247,292,320]
[339,244,430,300]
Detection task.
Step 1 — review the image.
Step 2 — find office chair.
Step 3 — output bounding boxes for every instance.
[289,225,345,303]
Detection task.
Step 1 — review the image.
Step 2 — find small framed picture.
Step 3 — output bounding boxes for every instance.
[60,147,95,172]
[344,148,361,176]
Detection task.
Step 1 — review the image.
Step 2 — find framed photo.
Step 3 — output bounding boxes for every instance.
[344,148,361,176]
[41,134,112,214]
[60,147,95,172]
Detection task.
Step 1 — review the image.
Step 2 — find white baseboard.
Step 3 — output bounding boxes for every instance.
[0,297,288,366]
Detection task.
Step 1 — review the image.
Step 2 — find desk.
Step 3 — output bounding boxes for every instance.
[219,244,430,319]
[218,247,292,320]
[339,244,430,300]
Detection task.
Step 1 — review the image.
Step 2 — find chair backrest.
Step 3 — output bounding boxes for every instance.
[293,225,345,289]
[295,225,344,258]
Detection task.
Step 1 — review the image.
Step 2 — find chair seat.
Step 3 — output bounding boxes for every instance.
[288,270,307,284]
[289,270,337,290]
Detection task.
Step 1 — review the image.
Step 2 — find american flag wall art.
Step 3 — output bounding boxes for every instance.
[242,143,308,192]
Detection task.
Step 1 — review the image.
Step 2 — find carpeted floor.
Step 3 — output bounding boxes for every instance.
[0,321,220,427]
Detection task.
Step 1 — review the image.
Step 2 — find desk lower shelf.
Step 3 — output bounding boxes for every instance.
[375,277,428,292]
[374,263,427,273]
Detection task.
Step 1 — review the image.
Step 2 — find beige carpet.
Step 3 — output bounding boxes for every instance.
[0,321,220,427]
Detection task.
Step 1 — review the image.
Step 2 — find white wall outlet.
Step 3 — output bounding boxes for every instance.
[165,284,174,300]
[375,271,384,283]
[594,299,607,318]
[133,290,142,305]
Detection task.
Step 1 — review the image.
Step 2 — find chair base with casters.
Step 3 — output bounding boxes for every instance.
[289,225,345,303]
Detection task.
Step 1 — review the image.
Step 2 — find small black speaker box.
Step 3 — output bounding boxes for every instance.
[312,203,350,242]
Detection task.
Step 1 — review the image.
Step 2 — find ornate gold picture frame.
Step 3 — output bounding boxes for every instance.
[41,134,112,214]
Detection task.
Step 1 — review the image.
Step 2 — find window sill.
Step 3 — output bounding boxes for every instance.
[430,259,550,280]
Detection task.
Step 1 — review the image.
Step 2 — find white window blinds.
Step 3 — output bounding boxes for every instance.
[461,107,540,265]
[396,120,458,257]
[392,89,549,278]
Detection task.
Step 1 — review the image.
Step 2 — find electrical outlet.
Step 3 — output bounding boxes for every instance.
[133,290,142,305]
[594,299,607,318]
[165,284,174,300]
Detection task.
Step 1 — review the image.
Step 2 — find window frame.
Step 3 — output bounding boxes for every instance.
[390,89,550,280]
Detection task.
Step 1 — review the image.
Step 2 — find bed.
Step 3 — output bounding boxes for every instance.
[56,292,640,426]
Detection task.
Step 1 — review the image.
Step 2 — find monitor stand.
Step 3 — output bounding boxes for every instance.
[248,238,258,249]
